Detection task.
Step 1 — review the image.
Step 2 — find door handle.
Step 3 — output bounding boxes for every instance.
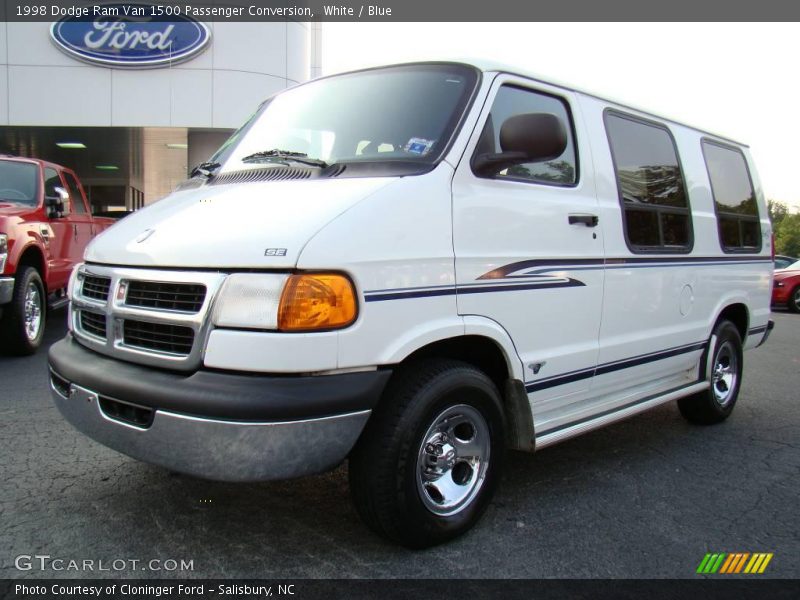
[73,224,79,240]
[568,214,599,227]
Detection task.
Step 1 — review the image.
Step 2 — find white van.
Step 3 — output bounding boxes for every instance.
[48,61,774,548]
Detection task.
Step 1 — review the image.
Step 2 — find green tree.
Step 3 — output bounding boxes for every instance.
[768,199,789,227]
[774,213,800,257]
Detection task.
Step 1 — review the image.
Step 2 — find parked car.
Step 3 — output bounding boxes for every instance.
[0,156,115,354]
[48,61,774,548]
[772,259,800,312]
[775,254,798,270]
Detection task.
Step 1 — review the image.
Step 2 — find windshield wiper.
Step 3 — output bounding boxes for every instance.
[190,161,221,178]
[241,149,329,168]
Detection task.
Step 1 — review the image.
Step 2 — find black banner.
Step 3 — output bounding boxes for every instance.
[3,0,800,22]
[3,579,800,600]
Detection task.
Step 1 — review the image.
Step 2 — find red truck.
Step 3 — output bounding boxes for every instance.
[0,156,115,354]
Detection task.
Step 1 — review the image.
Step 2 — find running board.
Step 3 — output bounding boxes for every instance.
[48,295,70,311]
[534,380,710,449]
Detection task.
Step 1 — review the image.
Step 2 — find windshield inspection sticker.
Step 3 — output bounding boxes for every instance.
[404,138,435,156]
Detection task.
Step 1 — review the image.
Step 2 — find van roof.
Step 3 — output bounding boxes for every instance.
[372,59,749,148]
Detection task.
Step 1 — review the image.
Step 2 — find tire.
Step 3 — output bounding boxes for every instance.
[349,359,506,548]
[0,266,47,356]
[788,286,800,314]
[678,320,743,425]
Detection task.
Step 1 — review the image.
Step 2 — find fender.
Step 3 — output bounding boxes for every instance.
[6,230,50,283]
[461,314,525,381]
[375,316,466,367]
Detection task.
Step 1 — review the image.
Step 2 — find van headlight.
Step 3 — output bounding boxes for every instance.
[212,272,357,332]
[0,234,7,273]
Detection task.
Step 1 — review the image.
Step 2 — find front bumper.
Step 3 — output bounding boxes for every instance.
[48,335,391,482]
[0,276,13,305]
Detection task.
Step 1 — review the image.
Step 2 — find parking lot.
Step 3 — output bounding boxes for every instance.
[1,311,798,579]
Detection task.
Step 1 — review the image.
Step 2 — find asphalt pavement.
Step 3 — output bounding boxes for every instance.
[1,310,798,579]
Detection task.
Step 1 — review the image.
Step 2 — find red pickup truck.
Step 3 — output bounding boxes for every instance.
[0,156,115,355]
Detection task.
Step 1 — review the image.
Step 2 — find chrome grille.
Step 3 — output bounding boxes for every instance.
[70,265,227,371]
[81,275,111,301]
[125,281,206,313]
[123,320,195,356]
[79,311,107,339]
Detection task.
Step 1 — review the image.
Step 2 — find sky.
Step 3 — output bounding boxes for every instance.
[322,22,800,211]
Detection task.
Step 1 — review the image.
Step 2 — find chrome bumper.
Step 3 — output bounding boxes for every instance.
[0,276,13,304]
[50,380,371,482]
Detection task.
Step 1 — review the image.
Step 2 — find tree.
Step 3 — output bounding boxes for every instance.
[775,213,800,257]
[768,199,789,227]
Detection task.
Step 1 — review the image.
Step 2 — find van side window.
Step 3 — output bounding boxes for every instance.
[605,112,692,252]
[701,140,761,252]
[474,85,577,186]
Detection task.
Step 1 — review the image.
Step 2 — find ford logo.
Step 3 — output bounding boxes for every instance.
[50,4,211,68]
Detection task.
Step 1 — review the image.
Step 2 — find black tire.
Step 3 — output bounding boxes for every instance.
[788,286,800,314]
[349,359,505,548]
[0,266,47,356]
[678,320,743,425]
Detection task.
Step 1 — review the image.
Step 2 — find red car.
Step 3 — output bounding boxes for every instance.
[0,156,115,354]
[772,259,800,313]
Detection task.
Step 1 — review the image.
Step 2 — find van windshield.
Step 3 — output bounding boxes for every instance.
[0,160,39,206]
[213,64,480,176]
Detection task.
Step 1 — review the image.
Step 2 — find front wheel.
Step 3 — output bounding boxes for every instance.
[0,266,47,355]
[349,359,506,548]
[678,320,743,425]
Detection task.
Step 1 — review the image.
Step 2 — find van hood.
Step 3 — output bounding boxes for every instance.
[85,177,396,269]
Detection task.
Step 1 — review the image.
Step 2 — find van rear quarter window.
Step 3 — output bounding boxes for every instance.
[605,111,692,252]
[701,140,761,252]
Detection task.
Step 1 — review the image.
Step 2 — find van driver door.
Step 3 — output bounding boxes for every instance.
[451,75,605,440]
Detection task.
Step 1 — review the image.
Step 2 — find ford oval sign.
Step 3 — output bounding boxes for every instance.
[50,5,211,69]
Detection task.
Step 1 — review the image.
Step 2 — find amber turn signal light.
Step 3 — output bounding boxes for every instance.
[278,273,357,332]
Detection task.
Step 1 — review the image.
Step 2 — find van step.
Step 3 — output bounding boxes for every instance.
[48,292,70,311]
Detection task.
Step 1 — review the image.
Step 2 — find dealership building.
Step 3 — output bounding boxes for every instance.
[0,18,321,211]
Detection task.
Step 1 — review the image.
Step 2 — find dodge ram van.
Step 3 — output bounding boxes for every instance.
[48,61,774,548]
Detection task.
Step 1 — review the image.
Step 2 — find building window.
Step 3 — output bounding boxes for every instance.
[473,85,578,186]
[605,111,692,252]
[701,140,761,252]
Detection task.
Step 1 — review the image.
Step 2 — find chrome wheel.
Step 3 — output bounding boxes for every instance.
[416,404,490,516]
[793,288,800,312]
[23,282,43,341]
[711,341,738,406]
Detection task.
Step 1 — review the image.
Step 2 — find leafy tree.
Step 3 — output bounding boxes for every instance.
[768,199,789,227]
[775,213,800,257]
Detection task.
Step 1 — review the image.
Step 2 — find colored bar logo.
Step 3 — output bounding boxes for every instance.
[696,552,773,574]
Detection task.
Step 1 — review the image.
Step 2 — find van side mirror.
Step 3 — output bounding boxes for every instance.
[46,187,71,219]
[473,112,568,176]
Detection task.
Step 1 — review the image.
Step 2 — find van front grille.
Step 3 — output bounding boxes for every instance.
[81,275,111,301]
[122,320,195,356]
[79,311,107,339]
[125,281,206,313]
[70,266,225,371]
